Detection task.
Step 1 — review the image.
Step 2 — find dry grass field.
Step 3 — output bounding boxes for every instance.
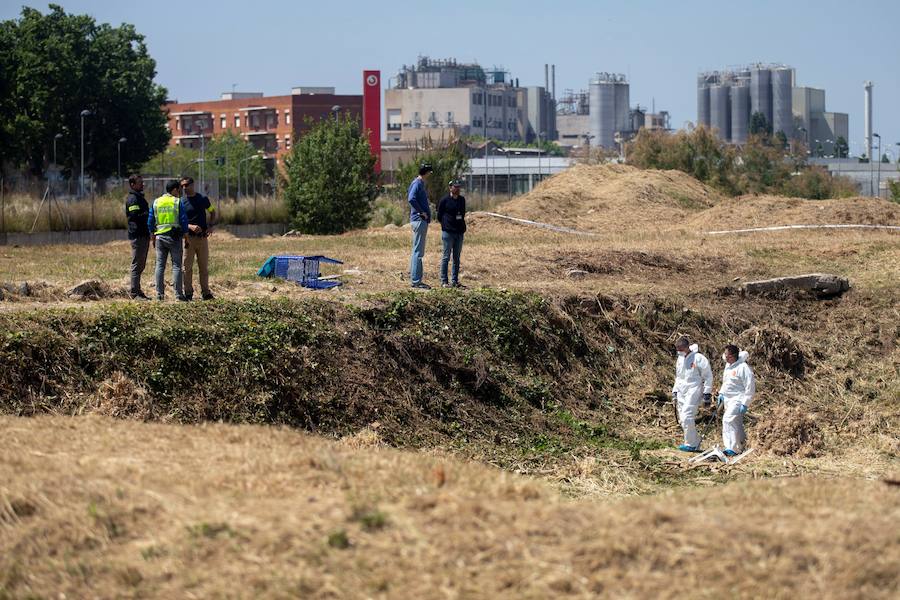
[1,164,898,598]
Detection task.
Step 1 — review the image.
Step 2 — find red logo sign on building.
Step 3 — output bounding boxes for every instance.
[363,70,381,173]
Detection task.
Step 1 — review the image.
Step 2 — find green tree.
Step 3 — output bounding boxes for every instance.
[204,131,266,197]
[282,114,380,234]
[749,112,772,136]
[774,130,788,150]
[0,5,169,178]
[888,180,900,203]
[834,136,849,159]
[393,137,469,204]
[882,153,891,164]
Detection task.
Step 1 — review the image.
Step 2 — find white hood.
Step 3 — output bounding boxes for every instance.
[689,343,699,353]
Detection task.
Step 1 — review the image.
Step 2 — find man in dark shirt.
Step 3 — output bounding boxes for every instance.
[179,177,217,300]
[124,174,150,300]
[436,179,467,288]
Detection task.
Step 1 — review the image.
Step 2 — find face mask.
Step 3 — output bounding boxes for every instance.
[678,351,687,357]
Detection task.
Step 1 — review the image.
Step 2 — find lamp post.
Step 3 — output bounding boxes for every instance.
[238,153,262,200]
[117,137,127,184]
[873,133,882,198]
[79,109,91,198]
[53,132,63,166]
[331,105,341,119]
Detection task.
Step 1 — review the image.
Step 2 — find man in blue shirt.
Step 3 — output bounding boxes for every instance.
[407,163,433,289]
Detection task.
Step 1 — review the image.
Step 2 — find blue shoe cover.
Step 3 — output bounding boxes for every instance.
[678,444,700,452]
[723,449,738,457]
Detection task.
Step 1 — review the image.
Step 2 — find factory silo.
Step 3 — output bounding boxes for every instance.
[589,74,616,148]
[709,84,732,142]
[771,67,793,137]
[730,82,750,144]
[750,67,772,128]
[697,75,711,128]
[613,77,630,138]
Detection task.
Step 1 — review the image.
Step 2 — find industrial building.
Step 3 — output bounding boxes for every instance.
[696,64,848,150]
[384,56,556,144]
[793,87,849,157]
[556,78,669,149]
[164,88,363,161]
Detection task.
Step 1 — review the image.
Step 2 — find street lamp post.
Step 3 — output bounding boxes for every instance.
[873,133,882,198]
[238,153,262,200]
[53,132,63,166]
[79,109,91,198]
[117,137,127,184]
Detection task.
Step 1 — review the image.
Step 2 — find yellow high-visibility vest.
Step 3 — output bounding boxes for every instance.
[152,194,180,235]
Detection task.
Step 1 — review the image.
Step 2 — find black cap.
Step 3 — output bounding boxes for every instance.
[449,179,462,187]
[419,163,433,175]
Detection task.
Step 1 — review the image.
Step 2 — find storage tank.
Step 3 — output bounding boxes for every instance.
[589,76,616,148]
[730,83,750,144]
[750,67,772,128]
[771,67,793,137]
[709,84,732,141]
[613,79,630,137]
[697,76,711,127]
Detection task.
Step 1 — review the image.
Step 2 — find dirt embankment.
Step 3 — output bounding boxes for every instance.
[495,163,722,233]
[487,163,898,235]
[1,290,896,472]
[688,195,900,230]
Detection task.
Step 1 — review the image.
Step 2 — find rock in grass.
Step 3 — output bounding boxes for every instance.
[567,269,589,280]
[742,273,850,299]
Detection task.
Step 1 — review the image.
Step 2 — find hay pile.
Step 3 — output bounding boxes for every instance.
[497,163,722,232]
[738,326,807,377]
[755,405,824,457]
[688,195,900,230]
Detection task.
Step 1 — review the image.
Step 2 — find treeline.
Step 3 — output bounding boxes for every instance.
[626,127,858,200]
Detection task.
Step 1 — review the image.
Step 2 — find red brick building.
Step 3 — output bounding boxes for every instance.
[164,89,363,162]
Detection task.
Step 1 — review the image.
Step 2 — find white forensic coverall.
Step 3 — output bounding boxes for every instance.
[672,343,713,447]
[719,350,756,452]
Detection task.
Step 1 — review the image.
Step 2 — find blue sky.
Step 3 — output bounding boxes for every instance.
[4,0,899,156]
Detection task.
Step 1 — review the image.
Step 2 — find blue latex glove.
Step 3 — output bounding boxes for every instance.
[739,404,748,415]
[717,393,724,407]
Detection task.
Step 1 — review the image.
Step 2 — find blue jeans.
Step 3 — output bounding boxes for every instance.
[440,231,464,284]
[154,234,184,299]
[409,220,428,284]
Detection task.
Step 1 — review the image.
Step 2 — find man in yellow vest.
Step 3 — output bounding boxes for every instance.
[148,179,190,301]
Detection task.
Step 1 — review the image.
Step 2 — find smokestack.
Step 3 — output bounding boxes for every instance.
[544,64,549,92]
[864,81,873,160]
[551,65,556,100]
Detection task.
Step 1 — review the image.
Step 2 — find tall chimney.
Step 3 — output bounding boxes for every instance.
[544,64,549,92]
[864,81,873,160]
[551,65,556,100]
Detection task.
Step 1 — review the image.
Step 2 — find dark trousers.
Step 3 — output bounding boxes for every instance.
[440,231,464,284]
[129,236,150,296]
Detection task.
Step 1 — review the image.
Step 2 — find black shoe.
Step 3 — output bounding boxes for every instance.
[130,292,150,301]
[156,296,165,302]
[176,295,190,302]
[441,282,451,288]
[201,292,215,301]
[183,294,193,301]
[451,282,466,289]
[411,282,431,290]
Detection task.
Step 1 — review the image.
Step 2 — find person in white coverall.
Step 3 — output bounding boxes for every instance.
[671,336,713,452]
[717,344,756,456]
